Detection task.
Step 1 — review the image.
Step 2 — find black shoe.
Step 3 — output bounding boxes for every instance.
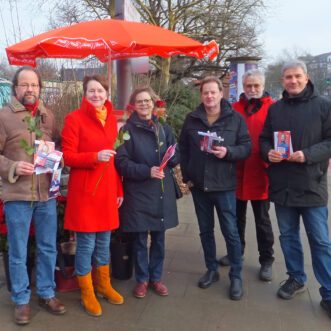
[277,277,305,300]
[259,264,273,282]
[218,255,230,266]
[320,300,331,319]
[230,278,243,300]
[198,270,219,289]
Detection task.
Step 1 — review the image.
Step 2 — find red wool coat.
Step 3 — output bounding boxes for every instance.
[233,94,274,201]
[61,97,123,232]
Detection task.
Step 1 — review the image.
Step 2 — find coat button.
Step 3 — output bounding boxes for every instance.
[161,218,164,222]
[160,196,163,199]
[205,187,208,191]
[155,149,158,152]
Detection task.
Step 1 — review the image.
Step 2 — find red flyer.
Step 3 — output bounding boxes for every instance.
[159,144,177,171]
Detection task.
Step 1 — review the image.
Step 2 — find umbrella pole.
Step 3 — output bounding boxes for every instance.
[108,49,111,101]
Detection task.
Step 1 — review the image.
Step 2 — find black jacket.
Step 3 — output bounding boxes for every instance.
[179,98,252,192]
[114,112,179,232]
[259,81,331,206]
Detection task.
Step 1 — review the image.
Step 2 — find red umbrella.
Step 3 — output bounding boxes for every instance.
[6,19,218,67]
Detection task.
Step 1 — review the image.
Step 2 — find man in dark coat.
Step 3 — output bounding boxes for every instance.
[259,59,331,319]
[179,76,251,300]
[219,69,275,282]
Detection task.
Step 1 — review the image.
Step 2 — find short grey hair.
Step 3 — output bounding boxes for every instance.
[242,69,265,85]
[281,59,307,76]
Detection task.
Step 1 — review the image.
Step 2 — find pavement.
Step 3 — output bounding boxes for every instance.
[1,178,331,330]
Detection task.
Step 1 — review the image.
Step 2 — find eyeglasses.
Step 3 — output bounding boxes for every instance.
[135,99,152,105]
[17,84,39,90]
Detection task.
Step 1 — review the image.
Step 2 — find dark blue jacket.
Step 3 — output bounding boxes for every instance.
[115,112,179,232]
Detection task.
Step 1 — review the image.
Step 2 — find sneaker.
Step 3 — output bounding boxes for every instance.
[149,281,168,296]
[134,282,148,298]
[320,300,331,319]
[277,277,305,300]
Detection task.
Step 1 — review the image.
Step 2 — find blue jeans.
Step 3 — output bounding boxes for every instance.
[133,231,165,283]
[75,231,111,276]
[4,200,57,305]
[191,188,242,280]
[275,204,331,300]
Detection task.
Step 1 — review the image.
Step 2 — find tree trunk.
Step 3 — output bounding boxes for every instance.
[160,57,171,92]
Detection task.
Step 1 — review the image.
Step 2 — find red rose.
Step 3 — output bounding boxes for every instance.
[156,100,165,108]
[126,104,135,112]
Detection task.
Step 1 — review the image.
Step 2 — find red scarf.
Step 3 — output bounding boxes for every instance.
[24,100,39,117]
[17,97,39,117]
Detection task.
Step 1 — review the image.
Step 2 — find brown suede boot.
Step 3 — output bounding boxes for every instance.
[96,265,124,305]
[77,272,102,316]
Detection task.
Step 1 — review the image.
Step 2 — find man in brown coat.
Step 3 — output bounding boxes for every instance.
[0,67,66,325]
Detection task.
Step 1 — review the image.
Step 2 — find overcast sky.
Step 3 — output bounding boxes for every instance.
[261,0,331,61]
[0,0,330,65]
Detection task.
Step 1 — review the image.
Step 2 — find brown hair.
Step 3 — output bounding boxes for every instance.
[12,66,43,96]
[200,76,223,92]
[128,86,158,107]
[83,74,109,96]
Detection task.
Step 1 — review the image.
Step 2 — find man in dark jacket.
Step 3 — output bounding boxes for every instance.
[219,69,275,282]
[179,76,252,300]
[260,60,331,319]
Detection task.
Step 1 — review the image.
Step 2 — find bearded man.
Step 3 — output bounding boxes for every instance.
[0,67,66,325]
[219,69,275,282]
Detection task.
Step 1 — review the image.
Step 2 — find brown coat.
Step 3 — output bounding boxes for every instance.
[0,97,61,202]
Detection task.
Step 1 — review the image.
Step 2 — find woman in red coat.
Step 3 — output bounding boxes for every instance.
[61,74,123,317]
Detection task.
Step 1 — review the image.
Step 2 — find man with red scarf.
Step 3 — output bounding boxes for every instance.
[0,67,65,325]
[219,69,275,282]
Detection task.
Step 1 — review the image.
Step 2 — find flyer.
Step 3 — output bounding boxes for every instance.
[159,144,177,171]
[198,131,224,153]
[274,131,293,159]
[34,140,63,174]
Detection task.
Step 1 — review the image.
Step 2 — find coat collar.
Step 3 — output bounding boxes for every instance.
[238,91,272,116]
[190,98,234,125]
[282,80,317,102]
[9,96,48,115]
[80,97,113,124]
[127,111,159,128]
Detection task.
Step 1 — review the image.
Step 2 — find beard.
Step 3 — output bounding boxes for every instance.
[21,92,38,105]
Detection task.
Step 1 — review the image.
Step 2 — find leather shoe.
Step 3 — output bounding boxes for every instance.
[14,304,30,325]
[134,282,148,298]
[198,270,219,289]
[149,281,168,296]
[259,264,273,281]
[229,278,243,300]
[39,297,66,315]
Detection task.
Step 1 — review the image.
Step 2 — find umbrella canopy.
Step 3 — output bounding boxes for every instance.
[6,19,218,67]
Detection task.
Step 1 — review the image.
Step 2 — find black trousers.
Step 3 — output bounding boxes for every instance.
[236,199,274,265]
